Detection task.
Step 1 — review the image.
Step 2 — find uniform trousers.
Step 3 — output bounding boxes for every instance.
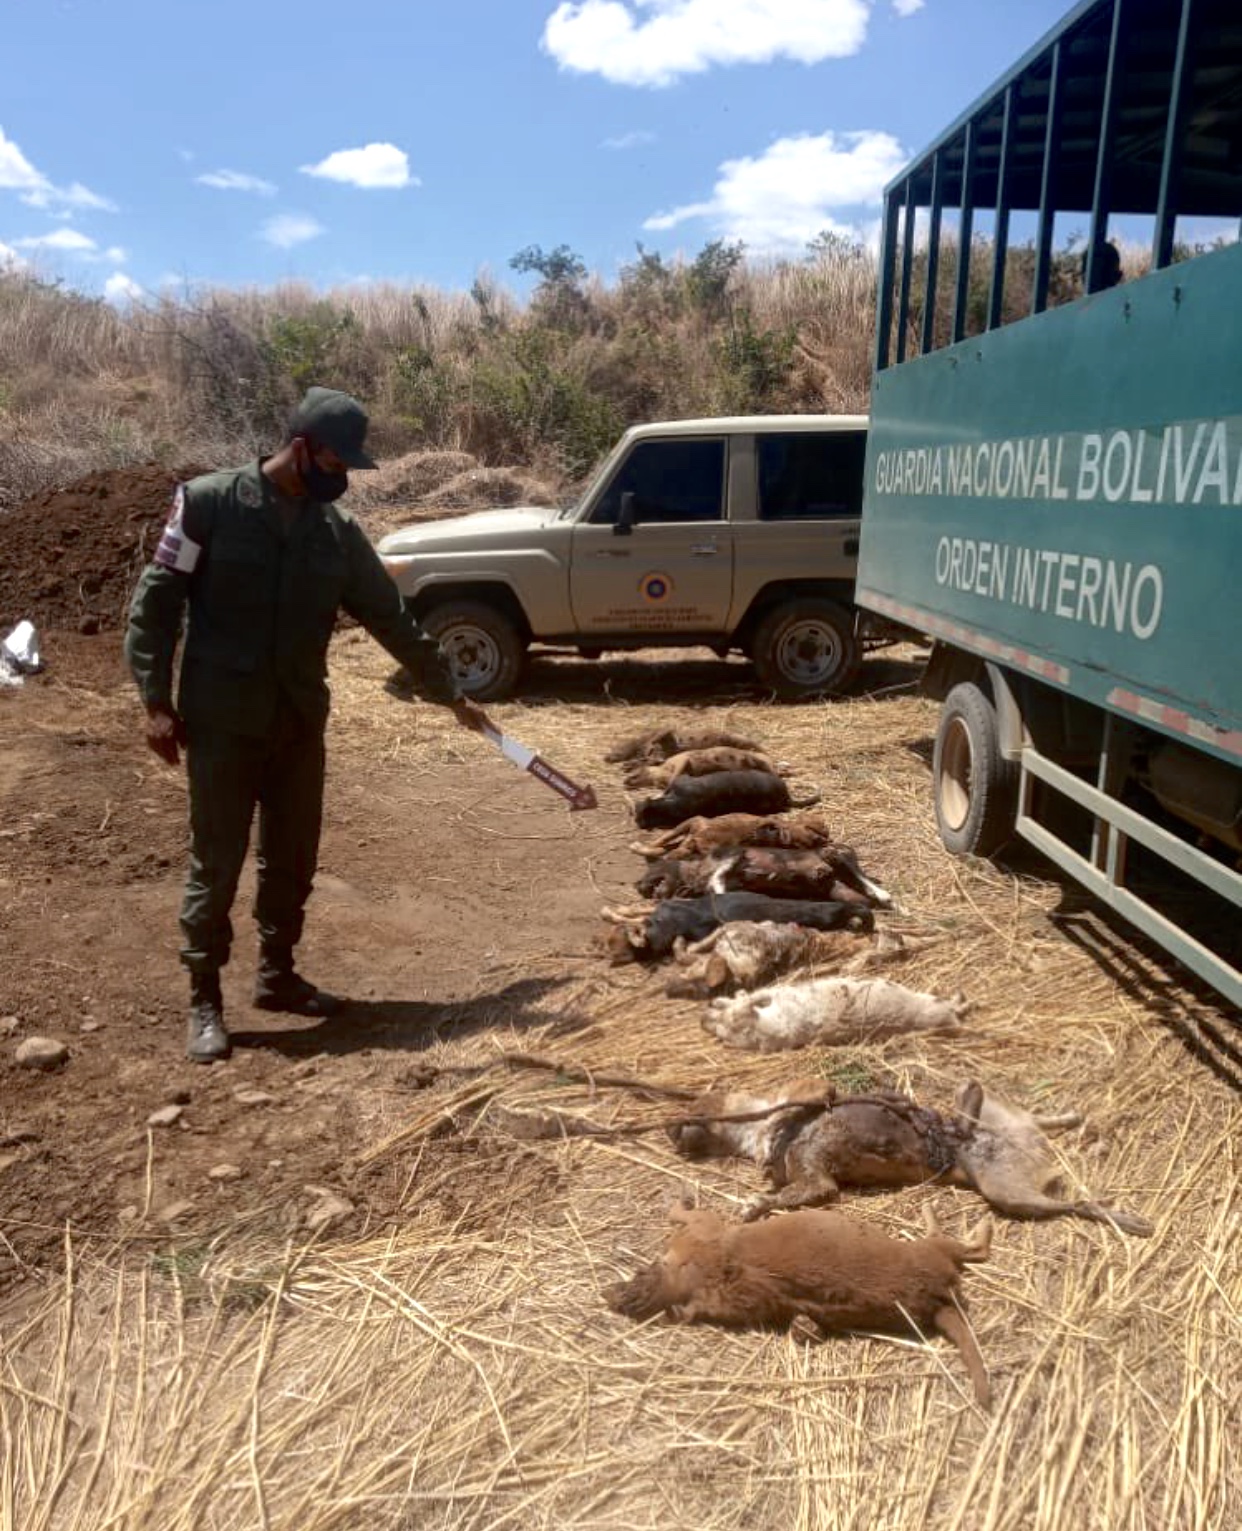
[180,701,325,976]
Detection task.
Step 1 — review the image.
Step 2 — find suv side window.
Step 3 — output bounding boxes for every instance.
[757,431,866,520]
[590,439,726,525]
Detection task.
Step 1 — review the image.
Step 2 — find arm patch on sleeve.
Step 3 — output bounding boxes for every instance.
[153,485,203,573]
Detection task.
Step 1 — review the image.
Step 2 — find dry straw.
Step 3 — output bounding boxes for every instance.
[3,640,1239,1529]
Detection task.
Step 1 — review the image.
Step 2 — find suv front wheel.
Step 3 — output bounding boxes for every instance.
[422,600,526,701]
[751,598,861,699]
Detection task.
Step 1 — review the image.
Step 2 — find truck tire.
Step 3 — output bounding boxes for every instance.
[932,682,1018,856]
[751,598,861,699]
[422,600,525,701]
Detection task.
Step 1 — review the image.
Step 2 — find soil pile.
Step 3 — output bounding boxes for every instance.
[0,462,208,634]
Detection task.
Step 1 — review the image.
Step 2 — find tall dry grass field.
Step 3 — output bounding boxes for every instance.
[0,243,880,509]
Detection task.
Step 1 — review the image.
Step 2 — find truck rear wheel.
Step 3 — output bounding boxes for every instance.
[422,600,525,701]
[751,599,861,699]
[933,682,1018,855]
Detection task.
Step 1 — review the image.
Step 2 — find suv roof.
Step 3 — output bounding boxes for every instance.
[624,414,868,441]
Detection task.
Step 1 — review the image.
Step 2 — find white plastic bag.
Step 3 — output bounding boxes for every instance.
[0,620,43,685]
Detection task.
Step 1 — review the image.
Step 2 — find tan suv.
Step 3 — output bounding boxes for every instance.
[377,414,874,700]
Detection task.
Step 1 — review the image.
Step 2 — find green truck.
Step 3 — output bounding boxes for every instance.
[856,0,1242,1007]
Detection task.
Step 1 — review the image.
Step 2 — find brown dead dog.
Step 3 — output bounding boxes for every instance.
[669,1079,1154,1235]
[623,747,786,791]
[712,846,891,905]
[631,811,836,861]
[601,893,873,964]
[637,847,890,907]
[605,727,762,764]
[704,975,967,1050]
[634,772,819,830]
[605,1202,993,1406]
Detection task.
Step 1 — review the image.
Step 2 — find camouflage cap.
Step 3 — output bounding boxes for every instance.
[290,386,378,469]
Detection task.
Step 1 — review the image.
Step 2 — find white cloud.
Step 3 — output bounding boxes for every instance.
[603,129,656,150]
[104,271,145,305]
[543,0,870,87]
[643,129,907,252]
[892,0,924,14]
[0,126,45,191]
[20,181,117,214]
[0,239,26,270]
[300,143,414,189]
[15,226,99,253]
[1,125,116,214]
[11,227,129,265]
[197,168,277,195]
[261,213,325,248]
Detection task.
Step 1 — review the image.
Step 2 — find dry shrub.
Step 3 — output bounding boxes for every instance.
[428,465,560,510]
[347,449,480,510]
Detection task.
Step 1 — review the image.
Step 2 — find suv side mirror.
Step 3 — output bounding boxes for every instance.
[614,490,636,536]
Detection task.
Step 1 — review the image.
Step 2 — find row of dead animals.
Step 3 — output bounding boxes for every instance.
[601,726,964,1049]
[589,727,1151,1407]
[604,724,893,968]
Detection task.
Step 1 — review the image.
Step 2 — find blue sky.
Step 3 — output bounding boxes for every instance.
[1,0,1074,304]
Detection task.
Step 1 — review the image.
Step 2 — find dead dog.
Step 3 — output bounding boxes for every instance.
[605,1201,993,1406]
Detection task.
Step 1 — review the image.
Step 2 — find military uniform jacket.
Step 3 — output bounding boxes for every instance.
[125,461,459,736]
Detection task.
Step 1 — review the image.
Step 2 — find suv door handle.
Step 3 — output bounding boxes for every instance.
[691,543,720,556]
[593,548,631,558]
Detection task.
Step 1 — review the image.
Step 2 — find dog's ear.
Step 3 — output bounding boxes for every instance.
[667,1196,696,1225]
[704,953,729,990]
[954,1079,984,1129]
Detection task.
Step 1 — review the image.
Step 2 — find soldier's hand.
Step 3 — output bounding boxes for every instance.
[451,696,491,735]
[145,704,187,767]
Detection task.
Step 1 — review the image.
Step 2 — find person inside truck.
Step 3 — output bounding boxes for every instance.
[1080,238,1124,293]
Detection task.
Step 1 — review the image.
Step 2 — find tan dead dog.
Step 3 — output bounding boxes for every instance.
[605,1201,993,1406]
[606,727,762,765]
[622,747,787,791]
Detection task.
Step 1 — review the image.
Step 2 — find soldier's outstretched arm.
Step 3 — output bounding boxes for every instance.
[340,520,462,706]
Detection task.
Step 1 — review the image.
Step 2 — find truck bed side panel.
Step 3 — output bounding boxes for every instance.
[857,241,1242,767]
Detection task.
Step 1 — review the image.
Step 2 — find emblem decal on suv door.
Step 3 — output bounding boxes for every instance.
[640,572,674,603]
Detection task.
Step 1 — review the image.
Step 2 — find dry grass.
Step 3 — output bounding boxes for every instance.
[3,645,1240,1529]
[0,244,883,510]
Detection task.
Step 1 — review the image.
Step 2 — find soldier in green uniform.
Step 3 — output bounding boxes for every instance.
[125,387,487,1063]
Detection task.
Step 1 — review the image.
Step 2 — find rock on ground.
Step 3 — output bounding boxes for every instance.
[15,1037,69,1070]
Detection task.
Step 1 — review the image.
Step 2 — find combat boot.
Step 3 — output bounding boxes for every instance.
[253,949,342,1018]
[187,973,231,1063]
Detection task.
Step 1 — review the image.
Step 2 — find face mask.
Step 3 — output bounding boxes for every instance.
[298,442,349,502]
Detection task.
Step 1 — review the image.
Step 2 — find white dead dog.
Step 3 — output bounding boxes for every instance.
[705,974,968,1051]
[667,923,932,998]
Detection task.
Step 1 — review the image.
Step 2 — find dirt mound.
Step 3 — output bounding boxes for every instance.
[0,463,209,635]
[429,465,559,511]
